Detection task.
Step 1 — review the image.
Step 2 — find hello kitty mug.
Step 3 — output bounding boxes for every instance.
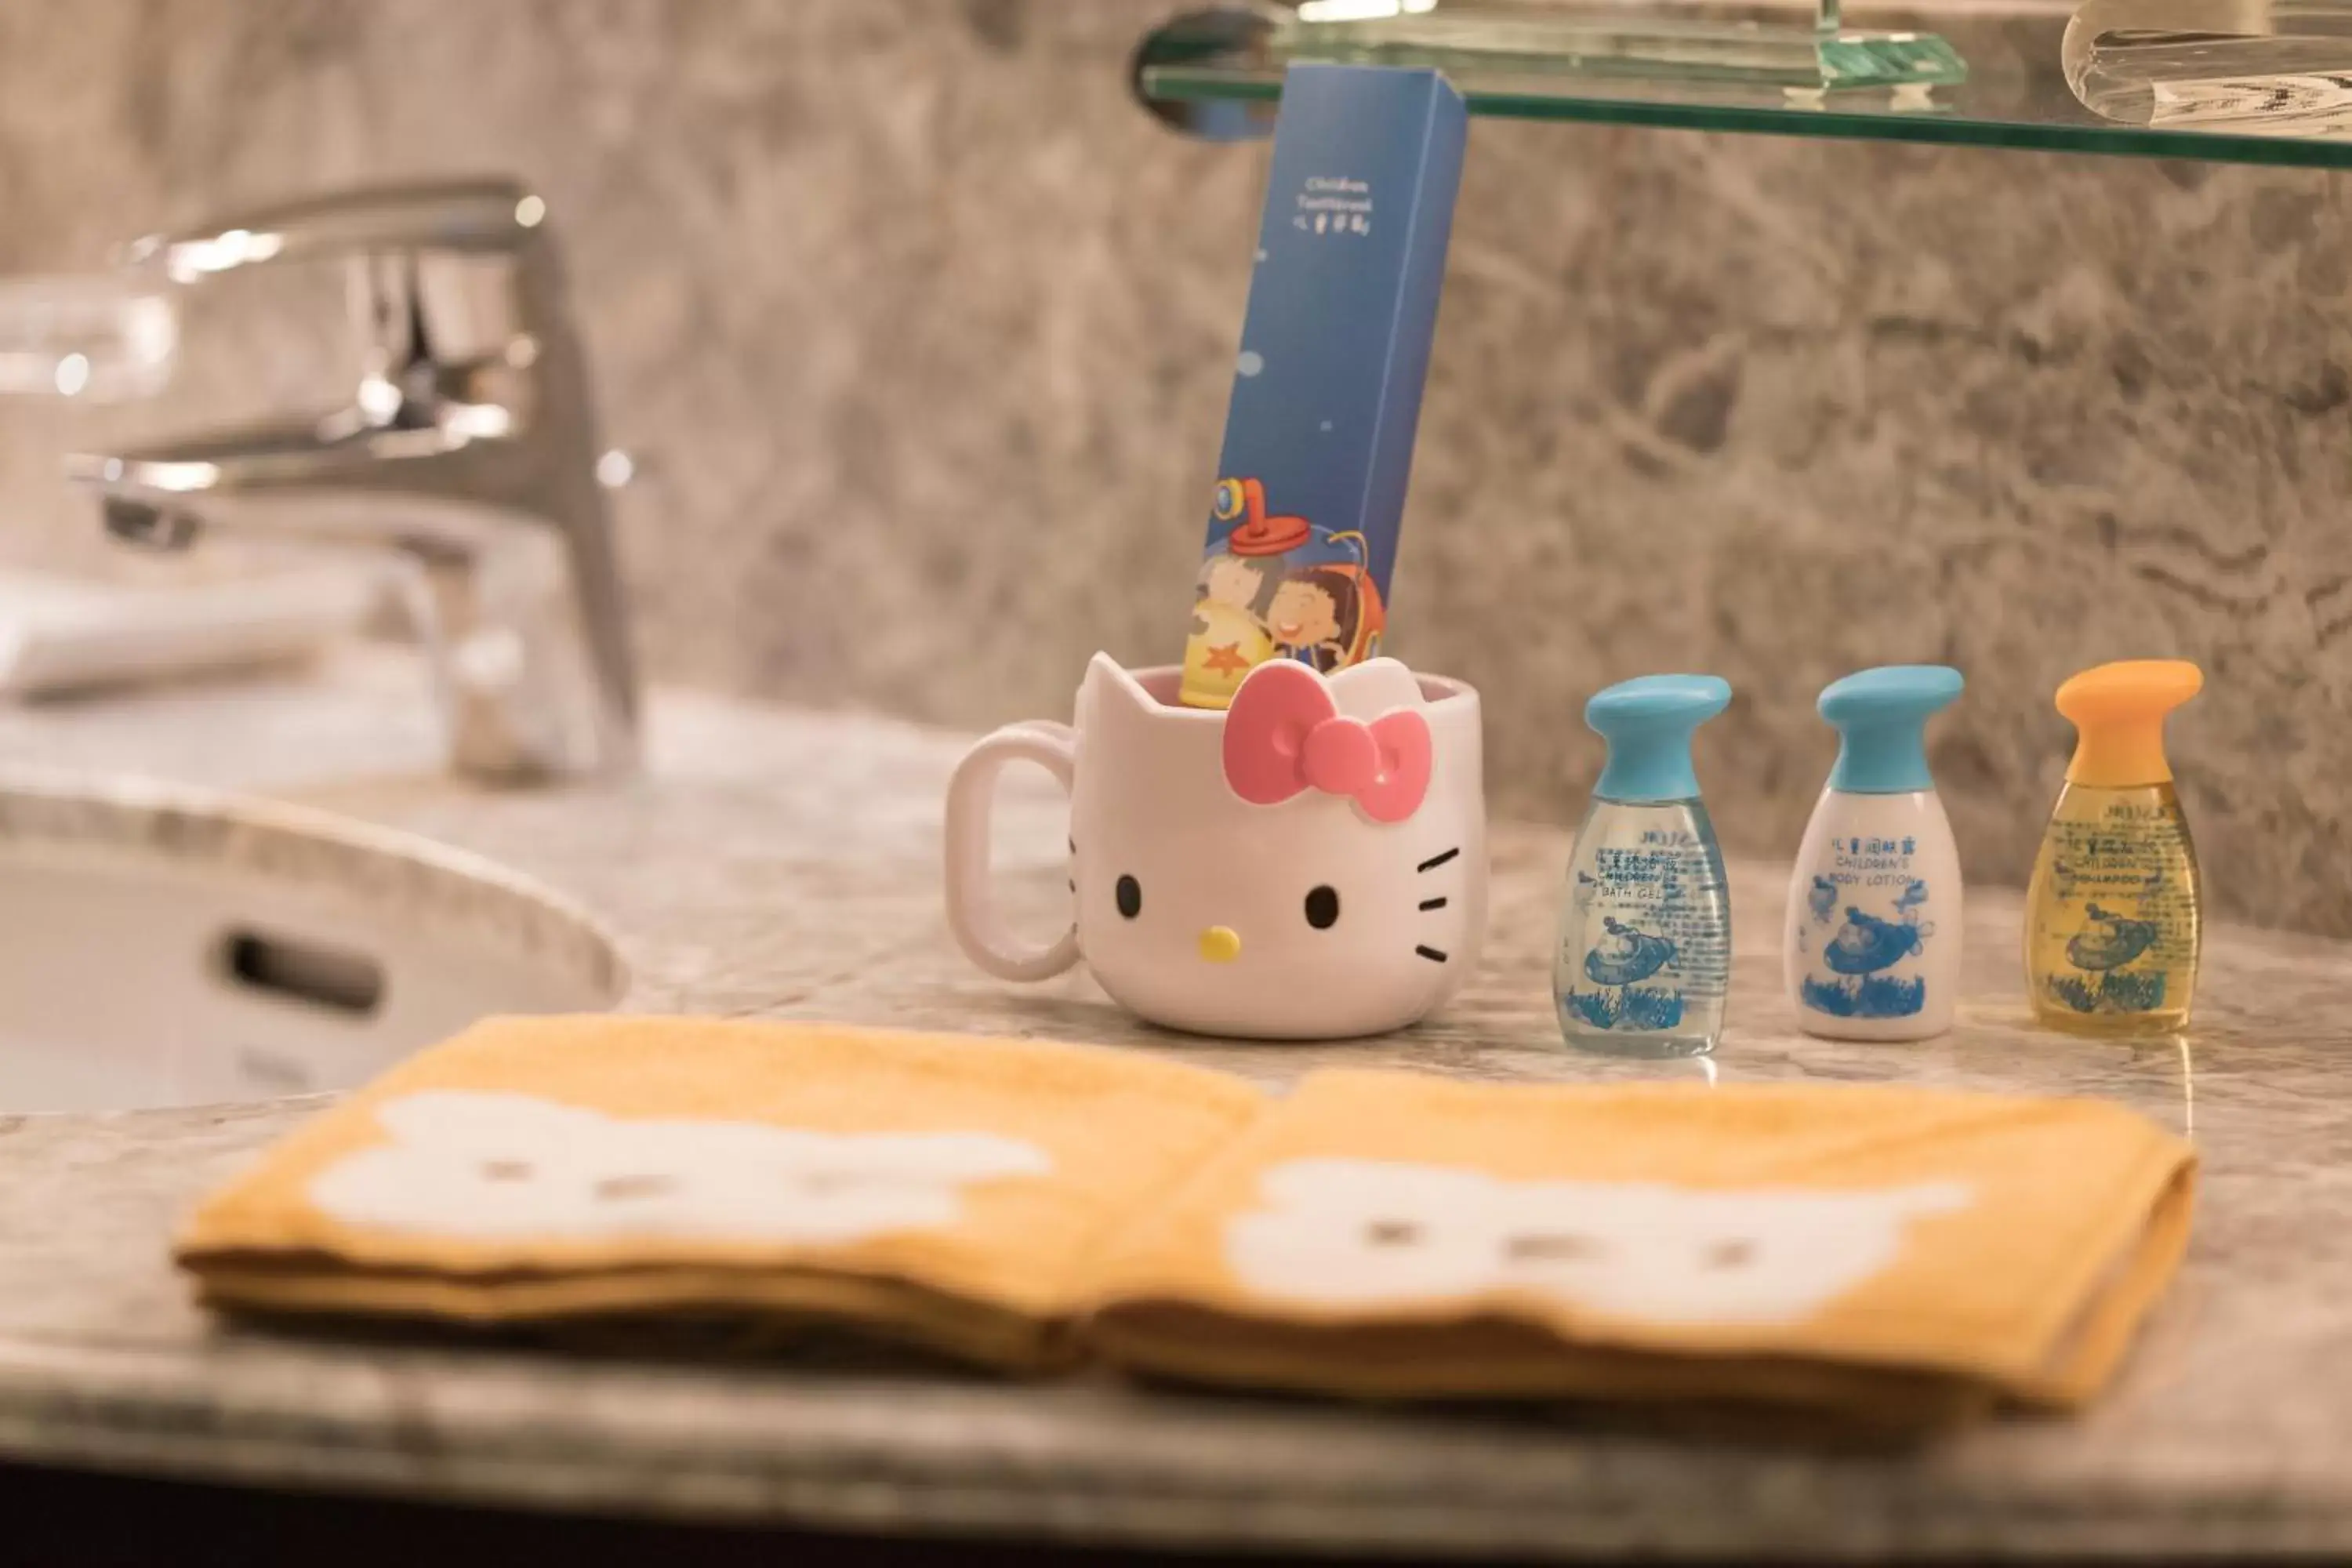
[945,653,1487,1040]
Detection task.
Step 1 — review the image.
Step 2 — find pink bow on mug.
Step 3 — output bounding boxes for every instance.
[1221,661,1433,823]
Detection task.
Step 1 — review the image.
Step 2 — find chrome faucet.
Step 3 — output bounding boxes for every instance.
[67,180,639,783]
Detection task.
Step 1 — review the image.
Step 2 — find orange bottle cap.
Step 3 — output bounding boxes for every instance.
[2056,659,2203,786]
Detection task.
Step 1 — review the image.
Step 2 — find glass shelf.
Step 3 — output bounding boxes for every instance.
[1135,3,2352,169]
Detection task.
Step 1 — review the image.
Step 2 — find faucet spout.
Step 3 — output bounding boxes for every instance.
[65,181,638,786]
[72,413,535,555]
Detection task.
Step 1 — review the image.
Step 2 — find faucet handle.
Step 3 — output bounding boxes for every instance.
[125,180,549,283]
[127,179,579,426]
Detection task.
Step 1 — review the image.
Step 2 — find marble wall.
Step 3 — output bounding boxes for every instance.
[1,1,2347,932]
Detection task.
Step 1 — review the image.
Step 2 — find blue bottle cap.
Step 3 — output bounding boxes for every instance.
[1818,665,1965,794]
[1585,674,1733,804]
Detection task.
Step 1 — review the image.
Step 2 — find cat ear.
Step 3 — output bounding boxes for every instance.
[1326,656,1423,720]
[1260,1157,1497,1213]
[1082,652,1159,721]
[372,1091,604,1152]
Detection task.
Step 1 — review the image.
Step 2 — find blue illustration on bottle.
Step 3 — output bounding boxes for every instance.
[2065,903,2160,970]
[1566,916,1687,1031]
[1795,875,1838,955]
[1824,907,1924,975]
[1583,916,1677,985]
[1798,892,1935,1019]
[2049,903,2169,1014]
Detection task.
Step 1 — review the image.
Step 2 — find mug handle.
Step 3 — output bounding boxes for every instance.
[944,720,1080,982]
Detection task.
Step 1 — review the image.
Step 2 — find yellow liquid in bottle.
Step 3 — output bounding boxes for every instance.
[2024,781,2201,1036]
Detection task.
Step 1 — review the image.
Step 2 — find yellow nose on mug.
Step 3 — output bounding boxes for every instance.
[1198,926,1242,964]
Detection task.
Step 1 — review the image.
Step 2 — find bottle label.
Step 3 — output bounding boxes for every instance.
[1561,822,1729,1033]
[1792,833,1936,1020]
[2034,803,2195,1015]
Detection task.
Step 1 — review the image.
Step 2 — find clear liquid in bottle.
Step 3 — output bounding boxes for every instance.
[1556,796,1733,1058]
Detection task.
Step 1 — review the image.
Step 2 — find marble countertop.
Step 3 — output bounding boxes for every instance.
[1,650,2349,1559]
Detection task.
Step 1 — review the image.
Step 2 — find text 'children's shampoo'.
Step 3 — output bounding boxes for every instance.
[1783,666,1965,1041]
[2026,659,2203,1036]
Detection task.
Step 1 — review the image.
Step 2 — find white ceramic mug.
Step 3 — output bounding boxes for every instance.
[945,653,1486,1040]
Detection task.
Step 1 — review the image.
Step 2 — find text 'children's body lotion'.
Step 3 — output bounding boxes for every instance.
[1784,665,1966,1042]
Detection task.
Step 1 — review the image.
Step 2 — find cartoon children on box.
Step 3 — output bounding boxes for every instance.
[1268,564,1374,675]
[1179,476,1387,708]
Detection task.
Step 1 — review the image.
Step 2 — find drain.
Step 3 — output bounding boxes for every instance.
[219,929,385,1017]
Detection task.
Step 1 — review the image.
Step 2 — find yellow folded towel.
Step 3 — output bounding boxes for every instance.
[176,1016,1265,1370]
[1085,1069,2194,1427]
[180,1023,2194,1425]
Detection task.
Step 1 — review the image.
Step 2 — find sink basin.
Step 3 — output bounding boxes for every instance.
[0,771,626,1112]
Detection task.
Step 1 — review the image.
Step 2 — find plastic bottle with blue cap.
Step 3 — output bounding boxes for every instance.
[1783,665,1966,1041]
[1555,674,1734,1058]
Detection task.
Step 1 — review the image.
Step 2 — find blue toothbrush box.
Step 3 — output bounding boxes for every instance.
[1178,63,1466,709]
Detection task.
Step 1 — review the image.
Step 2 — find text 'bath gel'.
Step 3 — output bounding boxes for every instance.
[1555,675,1733,1059]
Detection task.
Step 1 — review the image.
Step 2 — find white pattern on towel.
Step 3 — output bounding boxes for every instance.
[310,1090,1051,1243]
[1227,1159,1969,1327]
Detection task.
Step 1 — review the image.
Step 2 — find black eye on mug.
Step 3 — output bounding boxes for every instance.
[1304,885,1341,929]
[1116,875,1142,919]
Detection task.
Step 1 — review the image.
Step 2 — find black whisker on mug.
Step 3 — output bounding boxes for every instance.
[1417,847,1460,873]
[1414,945,1448,963]
[1418,896,1448,911]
